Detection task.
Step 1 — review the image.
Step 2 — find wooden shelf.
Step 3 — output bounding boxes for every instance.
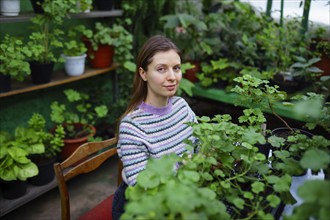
[0,178,57,217]
[0,10,123,23]
[0,64,119,98]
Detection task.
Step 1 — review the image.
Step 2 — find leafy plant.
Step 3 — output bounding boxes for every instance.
[269,131,330,176]
[291,92,330,133]
[50,89,108,139]
[284,180,330,220]
[0,113,55,181]
[289,56,323,82]
[315,40,330,58]
[0,131,39,181]
[28,113,65,158]
[176,62,196,97]
[79,21,133,64]
[0,112,65,182]
[197,58,241,88]
[25,0,77,64]
[161,13,218,62]
[231,73,292,131]
[62,25,88,57]
[0,35,31,81]
[122,154,230,219]
[77,0,93,12]
[123,112,294,219]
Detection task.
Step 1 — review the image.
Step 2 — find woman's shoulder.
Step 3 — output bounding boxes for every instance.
[120,107,149,125]
[172,96,189,107]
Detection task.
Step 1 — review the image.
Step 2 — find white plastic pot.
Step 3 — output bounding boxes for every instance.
[0,0,20,16]
[63,54,87,76]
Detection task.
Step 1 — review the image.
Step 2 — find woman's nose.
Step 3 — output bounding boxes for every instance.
[167,69,176,80]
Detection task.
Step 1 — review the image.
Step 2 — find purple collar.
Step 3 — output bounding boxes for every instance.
[139,98,172,116]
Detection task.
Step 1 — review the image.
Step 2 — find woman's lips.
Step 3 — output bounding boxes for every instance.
[165,85,176,91]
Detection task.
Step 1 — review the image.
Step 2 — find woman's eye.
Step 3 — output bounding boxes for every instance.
[157,67,166,73]
[174,66,181,72]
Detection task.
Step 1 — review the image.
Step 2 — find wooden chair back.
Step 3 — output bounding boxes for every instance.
[53,138,122,220]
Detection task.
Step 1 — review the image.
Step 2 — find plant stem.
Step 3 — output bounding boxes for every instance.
[268,101,293,132]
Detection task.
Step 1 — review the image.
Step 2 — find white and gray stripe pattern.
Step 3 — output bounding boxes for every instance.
[117,96,197,186]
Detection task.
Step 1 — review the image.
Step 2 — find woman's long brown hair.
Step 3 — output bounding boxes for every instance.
[115,35,181,137]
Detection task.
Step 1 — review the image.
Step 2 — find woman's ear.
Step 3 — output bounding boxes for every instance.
[139,67,147,81]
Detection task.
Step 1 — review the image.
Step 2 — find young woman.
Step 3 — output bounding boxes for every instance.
[112,35,197,219]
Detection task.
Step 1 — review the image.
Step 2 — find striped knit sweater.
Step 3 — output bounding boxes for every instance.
[117,96,197,186]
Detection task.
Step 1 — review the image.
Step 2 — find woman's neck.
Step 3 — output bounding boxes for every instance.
[145,96,169,107]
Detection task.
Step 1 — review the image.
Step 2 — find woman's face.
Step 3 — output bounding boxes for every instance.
[139,49,182,106]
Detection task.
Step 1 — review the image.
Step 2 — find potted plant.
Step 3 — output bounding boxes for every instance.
[62,26,88,76]
[314,40,330,77]
[0,0,20,16]
[122,112,293,219]
[26,113,65,186]
[80,21,133,68]
[123,72,329,219]
[26,0,77,84]
[0,34,31,92]
[0,125,44,199]
[50,89,108,161]
[196,58,241,90]
[122,154,231,219]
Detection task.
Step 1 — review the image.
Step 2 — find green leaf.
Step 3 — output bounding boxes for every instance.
[136,170,160,189]
[300,149,330,171]
[220,181,231,189]
[266,194,281,208]
[297,180,330,205]
[233,198,245,209]
[268,135,285,148]
[251,182,265,194]
[181,170,200,182]
[17,162,39,181]
[243,192,254,200]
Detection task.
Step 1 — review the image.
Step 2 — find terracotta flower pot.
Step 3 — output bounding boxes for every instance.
[184,61,201,83]
[82,37,114,68]
[59,123,96,161]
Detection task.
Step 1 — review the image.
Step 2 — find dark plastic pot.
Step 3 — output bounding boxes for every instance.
[271,127,313,140]
[30,0,44,14]
[0,74,11,93]
[271,73,301,94]
[29,61,54,84]
[94,0,114,10]
[1,180,27,200]
[28,156,56,186]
